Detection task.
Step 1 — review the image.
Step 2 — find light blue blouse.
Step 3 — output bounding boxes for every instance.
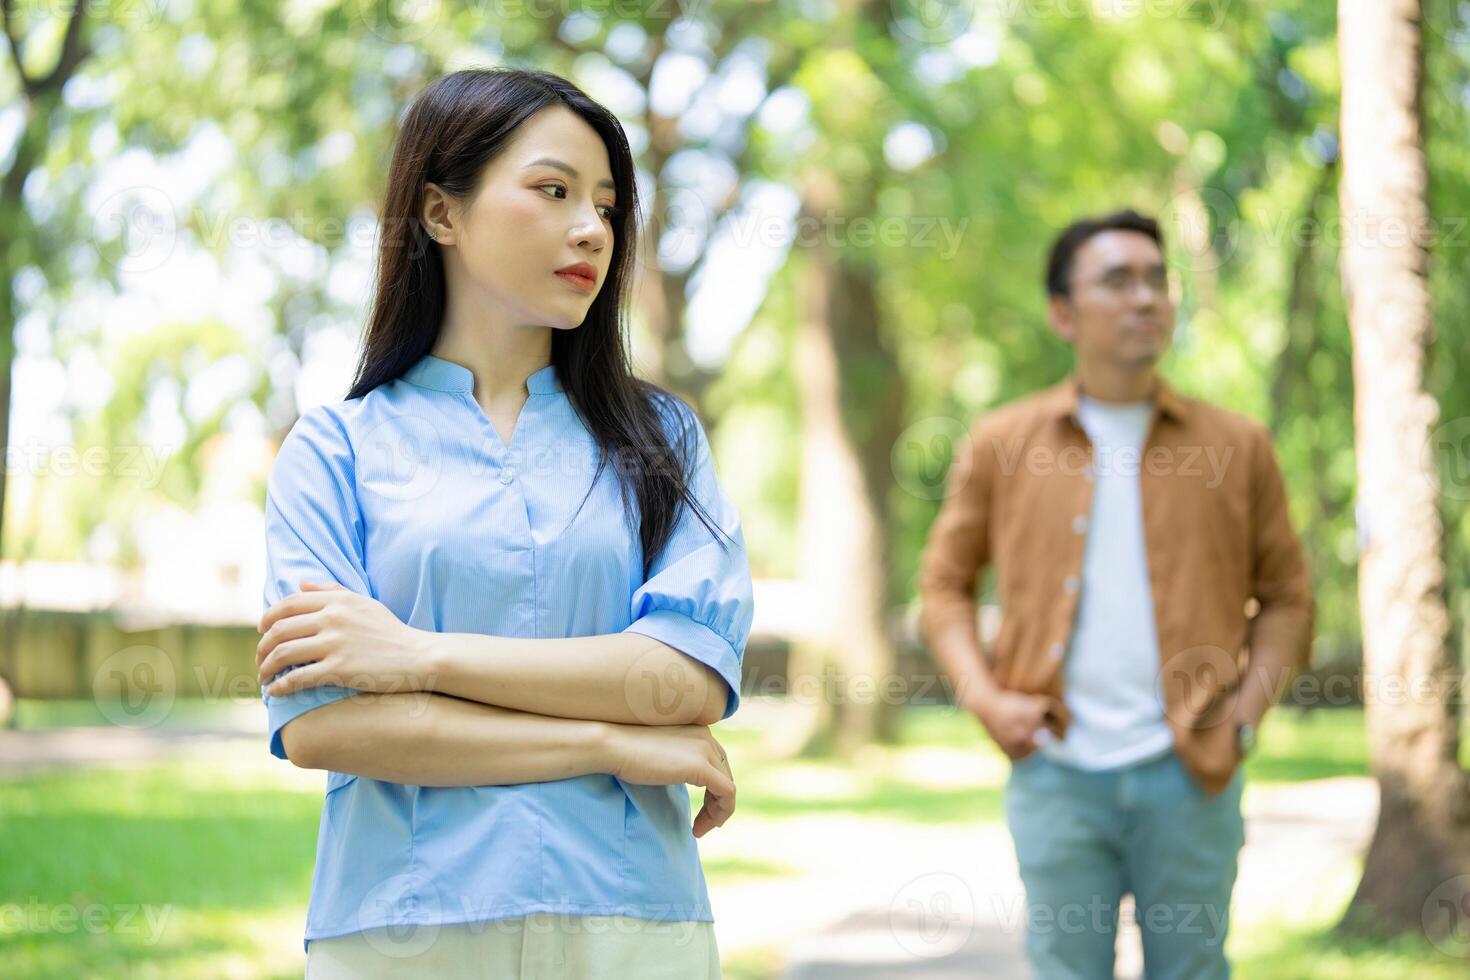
[259,353,754,952]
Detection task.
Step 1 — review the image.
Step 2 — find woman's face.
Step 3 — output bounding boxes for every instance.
[424,106,619,332]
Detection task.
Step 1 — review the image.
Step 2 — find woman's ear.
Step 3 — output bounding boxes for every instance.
[421,182,454,244]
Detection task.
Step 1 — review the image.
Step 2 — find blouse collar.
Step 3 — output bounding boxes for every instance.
[402,354,562,394]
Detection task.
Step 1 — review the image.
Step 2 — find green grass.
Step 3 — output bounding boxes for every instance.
[1234,921,1469,979]
[740,776,1004,823]
[11,698,258,731]
[0,748,318,979]
[2,701,1466,978]
[700,856,797,881]
[1240,705,1373,782]
[1227,859,1469,978]
[722,942,788,980]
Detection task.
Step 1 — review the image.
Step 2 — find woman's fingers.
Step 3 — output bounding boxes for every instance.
[256,612,324,666]
[691,752,736,838]
[260,639,325,689]
[264,659,328,696]
[693,786,734,838]
[693,801,717,838]
[700,757,736,800]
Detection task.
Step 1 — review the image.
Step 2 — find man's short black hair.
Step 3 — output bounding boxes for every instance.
[1046,209,1165,298]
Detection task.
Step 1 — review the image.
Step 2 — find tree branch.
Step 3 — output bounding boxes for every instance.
[33,0,89,96]
[1,0,33,96]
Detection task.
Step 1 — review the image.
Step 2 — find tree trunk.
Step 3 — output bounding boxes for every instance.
[768,175,901,758]
[0,5,92,705]
[1337,0,1470,940]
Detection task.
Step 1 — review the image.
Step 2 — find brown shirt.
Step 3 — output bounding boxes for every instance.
[918,373,1314,796]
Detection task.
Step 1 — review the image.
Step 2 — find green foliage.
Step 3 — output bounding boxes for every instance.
[5,2,1469,654]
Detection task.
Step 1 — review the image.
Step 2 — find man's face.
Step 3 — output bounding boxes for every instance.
[1049,230,1176,371]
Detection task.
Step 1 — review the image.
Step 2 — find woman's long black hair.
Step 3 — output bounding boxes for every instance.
[347,67,729,576]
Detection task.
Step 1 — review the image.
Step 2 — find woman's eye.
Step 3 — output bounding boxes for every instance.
[541,184,616,221]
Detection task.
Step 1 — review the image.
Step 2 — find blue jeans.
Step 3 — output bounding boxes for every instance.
[1004,747,1245,980]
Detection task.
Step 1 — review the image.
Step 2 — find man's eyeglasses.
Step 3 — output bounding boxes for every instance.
[1087,266,1170,296]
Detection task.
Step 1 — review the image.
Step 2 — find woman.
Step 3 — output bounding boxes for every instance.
[254,68,753,978]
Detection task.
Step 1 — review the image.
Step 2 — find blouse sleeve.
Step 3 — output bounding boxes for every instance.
[622,397,755,721]
[260,406,373,761]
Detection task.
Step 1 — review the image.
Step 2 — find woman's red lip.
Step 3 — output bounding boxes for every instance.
[555,271,596,292]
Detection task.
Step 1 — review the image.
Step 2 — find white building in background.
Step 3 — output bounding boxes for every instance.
[0,500,266,628]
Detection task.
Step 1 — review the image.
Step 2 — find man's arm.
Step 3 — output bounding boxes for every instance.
[1236,426,1316,728]
[425,631,729,727]
[919,418,1054,758]
[919,417,999,712]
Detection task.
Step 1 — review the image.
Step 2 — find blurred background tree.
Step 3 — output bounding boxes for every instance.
[3,0,1470,956]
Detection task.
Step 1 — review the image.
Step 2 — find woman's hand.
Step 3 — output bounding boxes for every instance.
[257,580,433,697]
[605,722,735,838]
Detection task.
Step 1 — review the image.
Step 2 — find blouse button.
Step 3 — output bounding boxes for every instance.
[500,469,516,485]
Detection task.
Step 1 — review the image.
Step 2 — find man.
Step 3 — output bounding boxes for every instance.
[918,210,1314,979]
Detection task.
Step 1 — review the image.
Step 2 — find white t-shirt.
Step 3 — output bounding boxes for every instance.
[1036,394,1175,770]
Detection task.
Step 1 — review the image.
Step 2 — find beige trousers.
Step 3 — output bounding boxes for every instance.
[304,912,721,979]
